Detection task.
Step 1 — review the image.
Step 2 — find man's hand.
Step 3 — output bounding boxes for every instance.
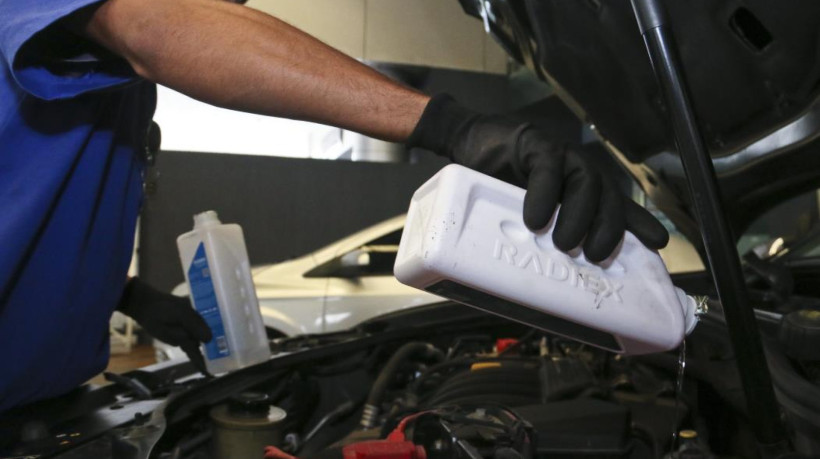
[407,95,669,262]
[118,278,212,375]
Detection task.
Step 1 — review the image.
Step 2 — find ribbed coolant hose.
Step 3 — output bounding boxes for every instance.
[360,342,444,429]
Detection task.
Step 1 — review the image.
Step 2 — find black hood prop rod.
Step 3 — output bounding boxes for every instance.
[629,0,790,456]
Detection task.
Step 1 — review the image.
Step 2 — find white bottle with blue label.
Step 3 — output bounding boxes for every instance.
[177,210,270,374]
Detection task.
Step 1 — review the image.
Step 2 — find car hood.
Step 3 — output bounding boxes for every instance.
[460,0,820,246]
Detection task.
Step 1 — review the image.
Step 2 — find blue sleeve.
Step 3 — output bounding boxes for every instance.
[0,0,138,100]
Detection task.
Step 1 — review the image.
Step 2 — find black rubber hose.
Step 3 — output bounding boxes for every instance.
[765,339,820,415]
[297,399,359,452]
[423,367,540,407]
[360,342,444,428]
[635,352,747,415]
[410,355,536,396]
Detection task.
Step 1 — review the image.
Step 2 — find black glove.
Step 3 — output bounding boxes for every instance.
[407,94,669,262]
[118,277,213,375]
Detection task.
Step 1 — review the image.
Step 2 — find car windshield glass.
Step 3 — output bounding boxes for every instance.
[636,186,704,274]
[737,189,820,259]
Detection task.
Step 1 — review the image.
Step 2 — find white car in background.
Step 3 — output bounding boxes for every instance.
[244,215,442,336]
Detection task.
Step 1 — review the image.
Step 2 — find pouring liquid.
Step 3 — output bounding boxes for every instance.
[670,340,687,453]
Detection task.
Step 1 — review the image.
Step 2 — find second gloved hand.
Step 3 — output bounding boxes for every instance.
[407,94,669,262]
[118,277,213,375]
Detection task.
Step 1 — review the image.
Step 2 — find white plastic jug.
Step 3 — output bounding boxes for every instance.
[177,211,271,374]
[394,165,698,355]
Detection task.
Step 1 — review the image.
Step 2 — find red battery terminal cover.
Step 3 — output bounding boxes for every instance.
[343,440,426,459]
[495,338,518,354]
[265,446,299,459]
[342,412,428,459]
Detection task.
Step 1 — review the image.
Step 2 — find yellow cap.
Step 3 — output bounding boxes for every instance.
[679,430,698,439]
[470,362,502,371]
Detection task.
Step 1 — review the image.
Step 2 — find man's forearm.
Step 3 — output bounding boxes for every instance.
[75,0,429,142]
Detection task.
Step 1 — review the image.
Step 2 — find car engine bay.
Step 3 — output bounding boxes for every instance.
[158,320,698,459]
[10,298,812,459]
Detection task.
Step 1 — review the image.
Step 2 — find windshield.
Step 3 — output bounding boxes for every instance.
[738,189,820,260]
[635,187,705,274]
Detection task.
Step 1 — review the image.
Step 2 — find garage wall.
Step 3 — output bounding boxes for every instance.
[247,0,508,74]
[139,152,449,292]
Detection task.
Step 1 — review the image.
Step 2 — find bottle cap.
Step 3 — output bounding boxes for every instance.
[675,288,700,336]
[228,392,271,418]
[194,210,221,229]
[679,429,698,439]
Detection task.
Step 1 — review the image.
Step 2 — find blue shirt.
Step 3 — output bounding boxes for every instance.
[0,0,156,412]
